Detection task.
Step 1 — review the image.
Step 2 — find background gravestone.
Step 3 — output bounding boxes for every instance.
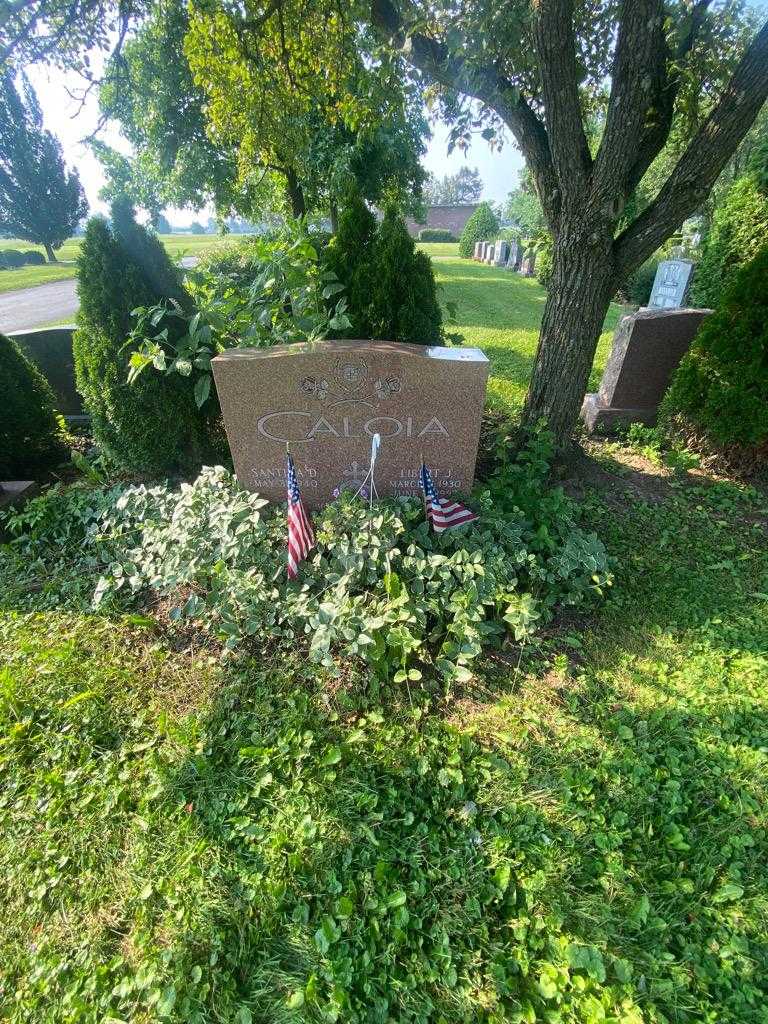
[485,243,495,264]
[505,241,519,270]
[473,241,482,260]
[494,240,509,266]
[212,340,490,509]
[521,252,536,277]
[581,308,711,431]
[647,259,695,309]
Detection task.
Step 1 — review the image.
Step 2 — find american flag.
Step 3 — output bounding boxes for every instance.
[286,453,315,579]
[419,462,477,532]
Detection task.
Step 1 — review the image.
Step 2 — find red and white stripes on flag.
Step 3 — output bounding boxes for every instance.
[419,462,477,532]
[286,452,315,579]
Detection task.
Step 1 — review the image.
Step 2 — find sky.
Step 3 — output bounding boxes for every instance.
[26,61,525,227]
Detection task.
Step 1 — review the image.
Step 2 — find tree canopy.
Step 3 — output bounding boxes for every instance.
[0,72,88,260]
[424,166,482,205]
[94,1,428,220]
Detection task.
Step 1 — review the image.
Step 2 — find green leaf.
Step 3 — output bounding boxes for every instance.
[194,373,212,407]
[321,745,342,766]
[712,882,745,903]
[385,890,407,909]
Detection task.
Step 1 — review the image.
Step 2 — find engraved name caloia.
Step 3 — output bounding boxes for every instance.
[257,411,449,443]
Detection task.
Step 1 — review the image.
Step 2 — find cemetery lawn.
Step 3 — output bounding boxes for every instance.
[421,244,623,410]
[0,235,231,294]
[1,248,766,1021]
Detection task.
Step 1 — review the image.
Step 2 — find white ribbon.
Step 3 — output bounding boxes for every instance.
[353,432,381,508]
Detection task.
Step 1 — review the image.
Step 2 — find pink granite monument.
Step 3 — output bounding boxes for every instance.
[212,340,490,509]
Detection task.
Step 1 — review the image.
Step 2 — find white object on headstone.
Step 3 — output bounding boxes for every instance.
[647,259,695,310]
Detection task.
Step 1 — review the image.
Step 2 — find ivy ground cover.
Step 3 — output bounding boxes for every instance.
[1,463,767,1023]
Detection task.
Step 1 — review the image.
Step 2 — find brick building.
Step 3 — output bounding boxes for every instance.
[404,204,480,239]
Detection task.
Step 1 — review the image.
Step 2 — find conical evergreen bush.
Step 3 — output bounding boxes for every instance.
[0,332,65,478]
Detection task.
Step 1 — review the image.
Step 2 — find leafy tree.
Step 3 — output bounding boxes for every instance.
[458,202,499,258]
[0,73,87,262]
[0,332,65,478]
[504,167,547,237]
[155,212,171,233]
[94,2,427,221]
[663,243,768,448]
[369,0,768,443]
[424,165,482,205]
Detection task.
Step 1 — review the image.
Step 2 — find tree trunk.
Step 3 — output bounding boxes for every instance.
[285,168,306,219]
[44,243,57,263]
[522,228,616,447]
[330,199,339,235]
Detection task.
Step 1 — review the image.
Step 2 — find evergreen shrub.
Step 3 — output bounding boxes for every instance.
[23,250,46,265]
[458,203,499,258]
[328,197,443,344]
[662,244,768,450]
[691,176,768,308]
[73,207,208,475]
[623,258,659,306]
[367,207,442,344]
[0,332,65,478]
[325,192,378,338]
[418,228,455,242]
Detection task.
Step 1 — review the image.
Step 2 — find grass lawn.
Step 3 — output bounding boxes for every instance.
[0,235,230,295]
[419,246,622,409]
[1,252,767,1024]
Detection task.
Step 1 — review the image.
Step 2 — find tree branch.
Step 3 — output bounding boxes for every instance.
[613,17,768,277]
[620,0,715,200]
[369,0,561,226]
[592,0,668,209]
[531,0,591,200]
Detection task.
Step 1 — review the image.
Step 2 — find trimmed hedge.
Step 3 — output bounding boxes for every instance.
[0,250,26,269]
[0,249,48,268]
[0,332,66,478]
[418,228,455,242]
[662,244,768,449]
[73,208,209,475]
[458,203,499,258]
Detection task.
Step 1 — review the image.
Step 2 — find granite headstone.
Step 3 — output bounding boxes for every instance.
[521,252,536,277]
[485,243,495,265]
[212,340,490,509]
[494,240,509,266]
[648,259,695,309]
[505,241,519,271]
[581,308,711,431]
